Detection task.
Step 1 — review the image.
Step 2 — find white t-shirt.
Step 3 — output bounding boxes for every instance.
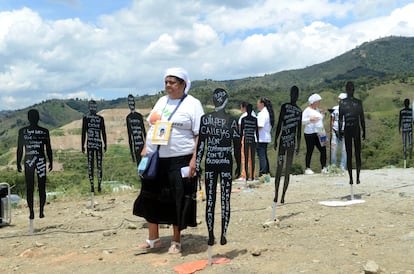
[257,107,271,143]
[331,105,339,131]
[302,106,324,134]
[146,95,204,158]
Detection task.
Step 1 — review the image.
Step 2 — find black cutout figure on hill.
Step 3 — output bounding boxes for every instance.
[196,88,240,246]
[17,109,53,220]
[273,86,302,204]
[240,103,258,182]
[81,100,107,193]
[399,98,413,168]
[126,94,146,166]
[339,81,366,185]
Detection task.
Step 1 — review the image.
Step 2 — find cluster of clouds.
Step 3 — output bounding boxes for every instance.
[0,0,413,110]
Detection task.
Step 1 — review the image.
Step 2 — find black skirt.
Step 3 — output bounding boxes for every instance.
[133,154,197,231]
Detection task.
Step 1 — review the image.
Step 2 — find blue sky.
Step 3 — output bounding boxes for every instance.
[0,0,413,110]
[0,0,132,22]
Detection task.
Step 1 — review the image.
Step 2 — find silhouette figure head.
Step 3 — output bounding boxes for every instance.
[89,100,97,115]
[128,94,135,111]
[290,85,299,103]
[213,88,228,111]
[246,103,253,116]
[28,109,39,126]
[404,98,410,108]
[345,81,355,98]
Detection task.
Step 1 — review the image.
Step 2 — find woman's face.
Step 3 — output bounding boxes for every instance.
[240,104,246,112]
[257,99,264,111]
[165,76,185,99]
[311,100,321,109]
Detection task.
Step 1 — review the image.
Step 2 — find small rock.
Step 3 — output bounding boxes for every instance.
[364,260,380,274]
[356,228,365,234]
[262,219,280,228]
[103,231,112,237]
[34,242,45,248]
[251,248,267,256]
[19,249,34,258]
[400,231,414,241]
[127,223,137,229]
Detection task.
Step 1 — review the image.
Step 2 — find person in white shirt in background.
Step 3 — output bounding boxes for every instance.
[256,98,275,177]
[330,93,347,173]
[302,93,328,175]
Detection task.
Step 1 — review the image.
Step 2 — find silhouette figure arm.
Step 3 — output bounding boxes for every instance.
[398,110,403,134]
[45,129,53,171]
[195,122,206,176]
[274,107,284,150]
[359,102,366,140]
[126,117,135,161]
[16,129,23,172]
[81,116,87,153]
[101,118,107,152]
[296,114,302,155]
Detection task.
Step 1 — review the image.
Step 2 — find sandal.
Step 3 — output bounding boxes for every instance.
[168,241,181,254]
[138,238,161,250]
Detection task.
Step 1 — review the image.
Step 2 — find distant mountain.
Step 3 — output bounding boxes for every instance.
[192,36,414,93]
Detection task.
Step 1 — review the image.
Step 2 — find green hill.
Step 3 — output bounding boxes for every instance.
[1,36,414,196]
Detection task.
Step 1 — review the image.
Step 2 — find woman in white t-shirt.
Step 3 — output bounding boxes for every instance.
[256,98,275,176]
[133,67,204,254]
[302,93,327,175]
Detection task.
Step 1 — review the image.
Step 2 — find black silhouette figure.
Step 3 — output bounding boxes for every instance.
[126,94,146,165]
[81,100,107,193]
[339,81,366,185]
[399,98,413,167]
[233,129,242,179]
[17,109,53,219]
[273,86,302,204]
[196,88,240,246]
[240,104,258,181]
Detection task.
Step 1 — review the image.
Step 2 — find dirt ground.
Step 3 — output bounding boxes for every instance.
[1,168,413,274]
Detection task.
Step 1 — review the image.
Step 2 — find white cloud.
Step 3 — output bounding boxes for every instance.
[0,1,413,110]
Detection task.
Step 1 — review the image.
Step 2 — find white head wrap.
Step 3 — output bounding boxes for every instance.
[308,93,322,105]
[338,93,347,99]
[164,67,191,94]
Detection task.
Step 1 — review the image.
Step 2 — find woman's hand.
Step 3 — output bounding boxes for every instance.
[141,146,147,156]
[310,116,320,122]
[189,156,197,178]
